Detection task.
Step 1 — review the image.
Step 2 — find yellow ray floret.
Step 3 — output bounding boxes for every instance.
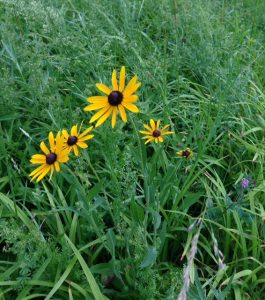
[176,148,193,159]
[29,131,69,182]
[62,124,94,156]
[139,119,174,144]
[84,66,141,128]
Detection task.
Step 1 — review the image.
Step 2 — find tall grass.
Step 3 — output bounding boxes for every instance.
[0,0,264,299]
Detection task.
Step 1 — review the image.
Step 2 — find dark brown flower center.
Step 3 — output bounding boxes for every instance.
[108,91,123,106]
[152,130,161,137]
[46,153,57,165]
[67,136,78,146]
[183,150,190,158]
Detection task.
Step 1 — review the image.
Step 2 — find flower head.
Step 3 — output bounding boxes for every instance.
[84,66,141,128]
[176,148,193,159]
[241,178,250,189]
[139,119,173,144]
[29,132,69,182]
[62,124,94,156]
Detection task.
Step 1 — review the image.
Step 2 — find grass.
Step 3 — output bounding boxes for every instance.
[0,0,265,299]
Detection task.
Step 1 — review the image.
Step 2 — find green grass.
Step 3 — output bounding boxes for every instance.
[0,0,265,299]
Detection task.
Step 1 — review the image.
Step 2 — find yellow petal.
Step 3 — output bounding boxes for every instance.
[124,81,141,98]
[145,137,154,144]
[90,105,111,123]
[144,124,152,131]
[119,66,126,92]
[96,83,112,95]
[124,95,138,103]
[122,102,139,113]
[29,164,46,177]
[49,165,54,180]
[78,126,93,138]
[84,101,108,111]
[77,141,88,149]
[141,135,152,139]
[71,125,78,136]
[57,154,69,163]
[155,138,159,143]
[156,120,160,130]
[78,134,94,142]
[112,107,117,128]
[95,107,113,127]
[30,154,46,164]
[112,69,118,90]
[54,161,60,172]
[40,141,50,155]
[161,124,170,131]
[73,145,79,156]
[87,96,108,103]
[123,75,137,97]
[118,104,127,123]
[62,129,69,139]
[150,119,156,131]
[161,131,174,136]
[36,165,51,182]
[48,132,55,152]
[55,131,64,152]
[139,130,152,135]
[158,137,163,142]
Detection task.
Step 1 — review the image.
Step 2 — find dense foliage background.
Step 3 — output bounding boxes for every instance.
[0,0,265,299]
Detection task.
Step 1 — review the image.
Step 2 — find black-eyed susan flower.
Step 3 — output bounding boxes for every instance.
[62,124,94,156]
[176,148,193,159]
[84,66,141,128]
[29,132,69,182]
[139,119,174,144]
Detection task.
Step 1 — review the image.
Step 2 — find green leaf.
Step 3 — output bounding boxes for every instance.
[140,247,157,269]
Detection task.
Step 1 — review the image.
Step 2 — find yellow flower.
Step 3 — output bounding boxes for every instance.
[29,132,69,182]
[176,148,193,159]
[139,119,174,144]
[84,66,141,128]
[62,124,94,156]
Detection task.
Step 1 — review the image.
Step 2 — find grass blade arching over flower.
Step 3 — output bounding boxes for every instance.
[62,124,94,156]
[139,119,174,144]
[29,132,69,182]
[176,148,193,159]
[84,66,141,128]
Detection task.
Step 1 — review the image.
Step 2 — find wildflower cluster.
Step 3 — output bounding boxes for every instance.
[30,66,192,182]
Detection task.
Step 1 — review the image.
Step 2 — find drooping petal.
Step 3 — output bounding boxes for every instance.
[89,105,111,123]
[141,135,152,139]
[95,107,113,127]
[118,104,127,123]
[84,101,108,111]
[112,69,118,90]
[36,165,51,182]
[119,66,126,92]
[111,107,117,128]
[54,161,60,172]
[30,154,46,164]
[122,102,139,113]
[96,83,112,95]
[73,145,79,156]
[49,165,54,180]
[40,141,50,155]
[155,138,159,143]
[161,124,170,131]
[29,164,47,177]
[49,132,55,152]
[87,96,108,103]
[158,137,164,142]
[145,137,154,144]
